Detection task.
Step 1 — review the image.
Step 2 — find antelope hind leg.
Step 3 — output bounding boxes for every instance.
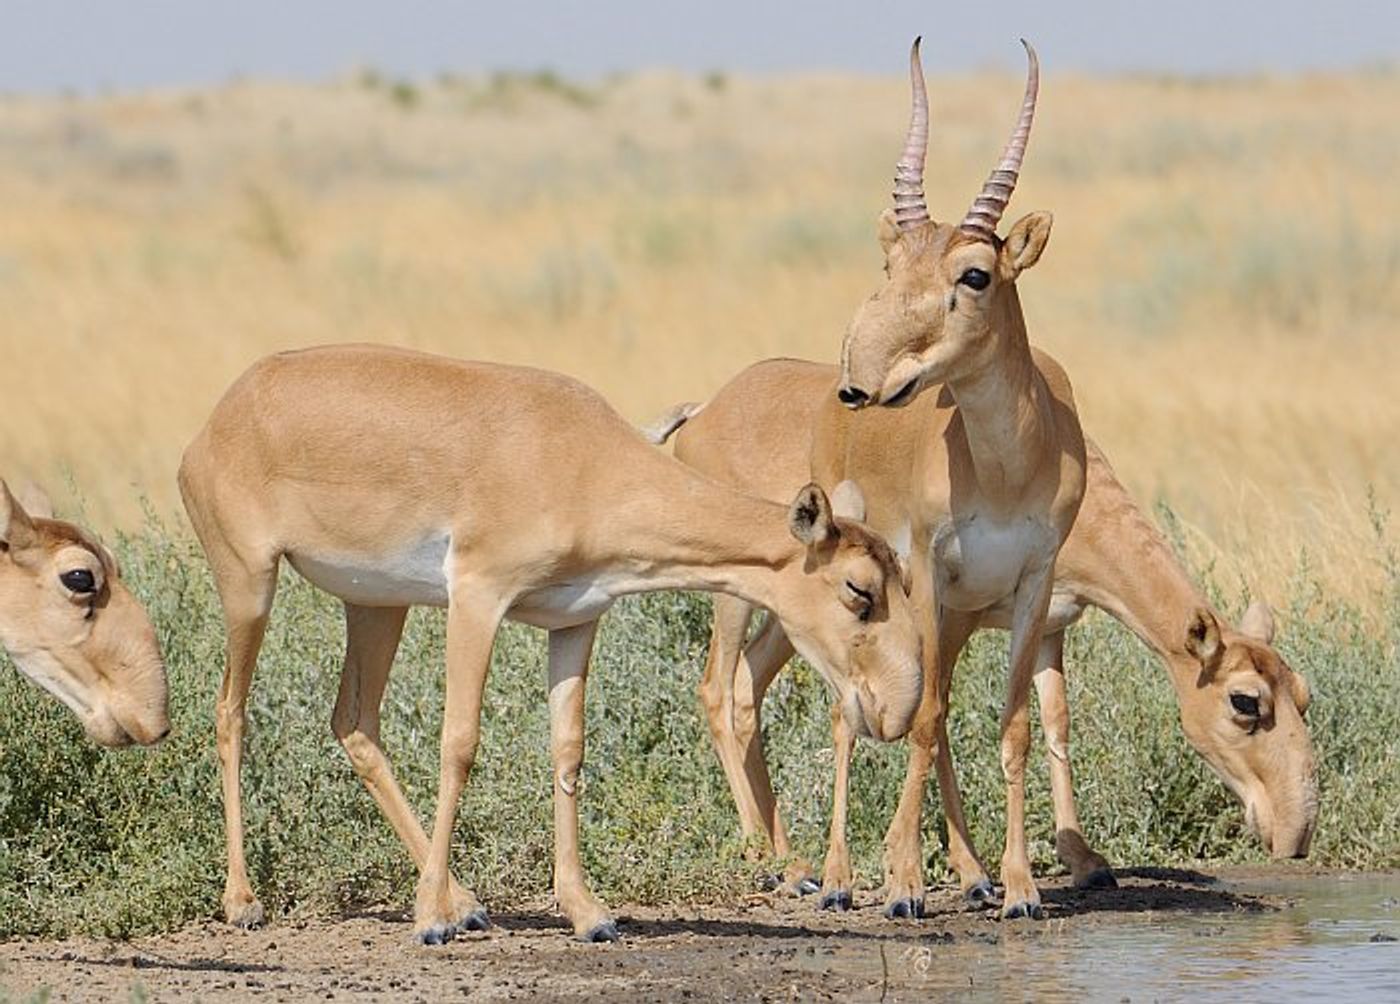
[548,620,618,942]
[1033,631,1115,889]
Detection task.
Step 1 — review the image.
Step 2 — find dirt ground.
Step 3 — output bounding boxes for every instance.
[0,867,1279,1003]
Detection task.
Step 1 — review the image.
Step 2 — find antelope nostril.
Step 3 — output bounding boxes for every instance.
[883,378,919,408]
[837,385,869,408]
[154,725,171,743]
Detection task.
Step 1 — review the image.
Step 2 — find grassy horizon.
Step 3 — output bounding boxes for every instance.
[0,66,1396,614]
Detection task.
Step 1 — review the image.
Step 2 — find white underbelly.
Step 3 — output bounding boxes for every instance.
[507,581,617,630]
[933,515,1056,611]
[288,533,451,608]
[289,538,622,629]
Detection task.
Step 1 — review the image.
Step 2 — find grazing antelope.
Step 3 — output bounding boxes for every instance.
[811,37,1088,920]
[653,357,1317,913]
[178,344,924,945]
[0,479,169,747]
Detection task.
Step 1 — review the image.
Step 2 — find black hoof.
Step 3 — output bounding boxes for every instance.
[416,923,455,946]
[1077,868,1118,891]
[457,907,491,932]
[760,873,782,892]
[227,901,266,929]
[796,877,822,897]
[964,879,997,907]
[819,890,853,912]
[582,920,620,943]
[1002,900,1044,921]
[884,897,925,920]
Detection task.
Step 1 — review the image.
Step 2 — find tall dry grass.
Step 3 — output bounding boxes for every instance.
[1,67,1397,608]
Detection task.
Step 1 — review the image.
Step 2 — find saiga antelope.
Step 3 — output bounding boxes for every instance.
[803,37,1088,919]
[0,479,169,747]
[178,344,924,944]
[652,357,1317,911]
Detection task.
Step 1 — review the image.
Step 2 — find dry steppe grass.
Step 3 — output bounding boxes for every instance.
[2,68,1398,942]
[1,66,1397,606]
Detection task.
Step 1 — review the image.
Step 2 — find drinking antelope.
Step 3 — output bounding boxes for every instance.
[0,479,169,747]
[652,356,1317,911]
[178,344,924,944]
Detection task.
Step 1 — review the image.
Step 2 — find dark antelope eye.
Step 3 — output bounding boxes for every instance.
[1230,693,1261,718]
[845,580,874,621]
[60,569,97,594]
[958,267,991,291]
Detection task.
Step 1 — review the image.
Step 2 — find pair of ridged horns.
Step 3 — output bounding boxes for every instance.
[891,36,1040,241]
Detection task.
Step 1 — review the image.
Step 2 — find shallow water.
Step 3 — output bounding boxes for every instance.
[907,872,1400,1001]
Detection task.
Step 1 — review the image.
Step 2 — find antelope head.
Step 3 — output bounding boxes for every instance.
[1175,603,1317,858]
[779,480,922,742]
[0,480,170,747]
[838,38,1053,409]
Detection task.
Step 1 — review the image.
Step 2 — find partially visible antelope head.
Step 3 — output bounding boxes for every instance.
[780,480,921,743]
[1174,603,1318,859]
[0,480,169,747]
[838,39,1053,409]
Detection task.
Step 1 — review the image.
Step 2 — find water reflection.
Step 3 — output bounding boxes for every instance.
[860,874,1400,1001]
[1059,874,1392,1000]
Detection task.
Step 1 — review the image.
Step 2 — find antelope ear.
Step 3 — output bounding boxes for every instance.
[877,208,902,258]
[1289,670,1312,717]
[1185,607,1223,673]
[886,519,915,596]
[998,210,1053,278]
[830,480,866,522]
[788,483,837,548]
[12,480,52,519]
[1238,601,1275,644]
[0,480,39,552]
[897,555,913,596]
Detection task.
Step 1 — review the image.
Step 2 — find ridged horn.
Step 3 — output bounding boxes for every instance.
[891,37,930,231]
[958,39,1039,241]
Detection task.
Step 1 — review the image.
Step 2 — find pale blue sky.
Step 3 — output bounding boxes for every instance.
[1,1,1397,93]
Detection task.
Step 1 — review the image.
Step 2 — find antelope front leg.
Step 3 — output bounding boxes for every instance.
[818,703,855,911]
[1032,631,1115,889]
[212,564,278,929]
[914,601,997,906]
[333,603,486,931]
[548,620,617,942]
[415,591,502,945]
[999,561,1057,921]
[881,595,979,919]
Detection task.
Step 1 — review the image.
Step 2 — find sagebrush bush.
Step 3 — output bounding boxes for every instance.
[0,516,1395,937]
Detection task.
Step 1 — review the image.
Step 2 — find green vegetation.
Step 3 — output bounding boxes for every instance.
[0,515,1396,938]
[387,80,419,110]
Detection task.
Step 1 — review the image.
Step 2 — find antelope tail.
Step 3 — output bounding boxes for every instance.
[639,401,705,445]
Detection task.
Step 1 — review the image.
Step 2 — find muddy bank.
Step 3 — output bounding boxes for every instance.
[2,867,1390,1003]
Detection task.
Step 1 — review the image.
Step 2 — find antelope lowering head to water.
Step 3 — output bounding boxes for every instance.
[0,479,169,747]
[178,344,923,945]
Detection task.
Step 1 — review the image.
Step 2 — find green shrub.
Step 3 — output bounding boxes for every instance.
[0,517,1395,937]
